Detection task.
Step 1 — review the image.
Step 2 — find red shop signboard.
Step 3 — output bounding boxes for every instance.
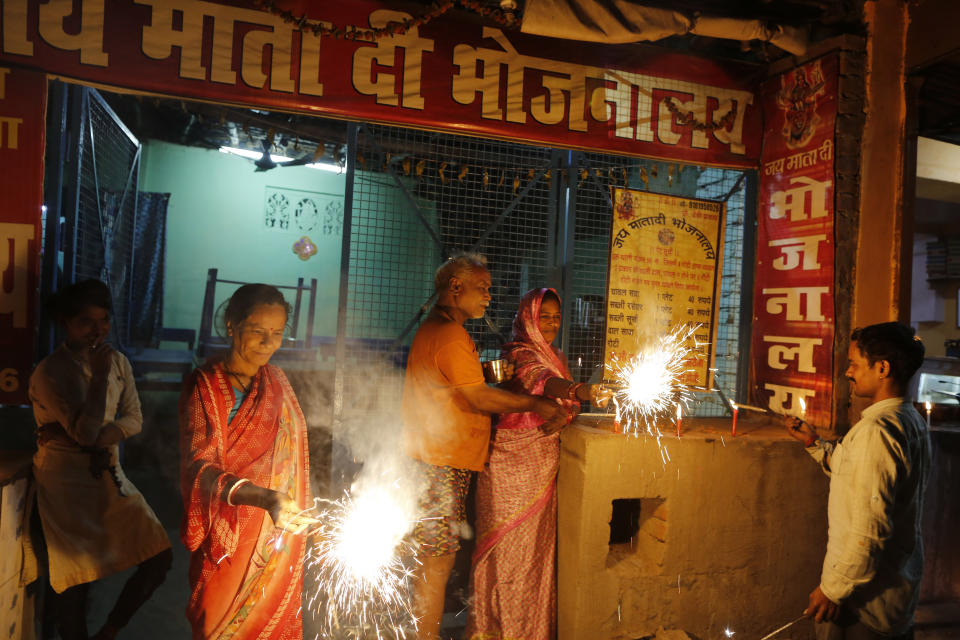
[0,66,46,405]
[0,0,761,167]
[750,54,838,427]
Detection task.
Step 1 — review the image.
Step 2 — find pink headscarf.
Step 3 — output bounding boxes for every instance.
[497,288,579,430]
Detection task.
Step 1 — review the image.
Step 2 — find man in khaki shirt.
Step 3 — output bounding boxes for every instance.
[786,322,930,640]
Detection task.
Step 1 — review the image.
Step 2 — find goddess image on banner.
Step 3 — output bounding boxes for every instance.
[603,188,725,389]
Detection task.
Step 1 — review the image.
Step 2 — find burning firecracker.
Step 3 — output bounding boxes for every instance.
[304,488,419,638]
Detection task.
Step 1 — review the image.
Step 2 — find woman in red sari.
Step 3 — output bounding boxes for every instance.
[467,288,610,640]
[179,284,315,640]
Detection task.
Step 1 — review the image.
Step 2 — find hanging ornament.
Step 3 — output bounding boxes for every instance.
[402,157,412,176]
[439,161,448,184]
[416,159,426,177]
[544,169,551,185]
[498,169,505,187]
[579,168,588,185]
[458,164,469,181]
[483,168,489,189]
[357,152,366,170]
[513,173,520,194]
[383,152,393,171]
[650,164,659,178]
[640,166,649,189]
[594,168,603,179]
[621,167,628,187]
[667,164,675,187]
[292,236,317,261]
[312,145,324,162]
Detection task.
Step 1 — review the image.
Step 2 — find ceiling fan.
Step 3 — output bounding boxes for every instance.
[252,131,314,172]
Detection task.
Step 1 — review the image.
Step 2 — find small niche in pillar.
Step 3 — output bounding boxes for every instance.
[607,497,667,571]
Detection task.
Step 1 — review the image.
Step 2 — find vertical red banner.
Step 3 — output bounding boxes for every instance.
[750,54,837,426]
[0,67,46,405]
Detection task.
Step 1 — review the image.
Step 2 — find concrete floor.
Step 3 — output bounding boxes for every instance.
[74,468,960,640]
[39,392,959,640]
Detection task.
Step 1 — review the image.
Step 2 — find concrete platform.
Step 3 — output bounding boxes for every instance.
[558,416,830,640]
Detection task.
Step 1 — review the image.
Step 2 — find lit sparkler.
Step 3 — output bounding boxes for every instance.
[304,487,418,637]
[607,323,701,436]
[756,615,806,640]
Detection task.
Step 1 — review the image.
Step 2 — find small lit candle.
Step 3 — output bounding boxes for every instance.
[925,401,932,429]
[730,401,738,437]
[798,397,807,419]
[676,403,683,438]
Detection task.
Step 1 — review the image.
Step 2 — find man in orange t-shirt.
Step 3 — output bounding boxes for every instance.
[402,253,567,640]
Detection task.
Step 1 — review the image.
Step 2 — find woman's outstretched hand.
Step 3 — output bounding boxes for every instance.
[266,492,320,535]
[589,385,614,409]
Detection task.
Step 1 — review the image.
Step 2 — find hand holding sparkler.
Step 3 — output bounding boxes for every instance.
[783,415,818,447]
[229,488,317,535]
[271,495,322,535]
[589,384,614,409]
[804,586,840,623]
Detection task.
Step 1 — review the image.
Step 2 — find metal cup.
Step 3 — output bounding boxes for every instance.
[482,358,509,383]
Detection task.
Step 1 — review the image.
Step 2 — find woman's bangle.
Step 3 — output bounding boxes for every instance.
[226,478,251,506]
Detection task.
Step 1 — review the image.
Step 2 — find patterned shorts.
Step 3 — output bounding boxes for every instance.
[412,460,472,557]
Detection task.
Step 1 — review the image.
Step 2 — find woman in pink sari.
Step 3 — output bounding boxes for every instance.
[467,288,610,640]
[179,284,316,640]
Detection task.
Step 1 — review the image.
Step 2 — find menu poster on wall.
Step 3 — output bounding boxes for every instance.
[603,188,725,390]
[750,53,837,427]
[0,67,46,405]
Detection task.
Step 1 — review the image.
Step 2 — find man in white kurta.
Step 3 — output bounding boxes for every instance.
[30,345,170,593]
[787,322,930,640]
[29,279,171,640]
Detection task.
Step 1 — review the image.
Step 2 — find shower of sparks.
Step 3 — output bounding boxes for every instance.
[304,488,418,638]
[608,323,701,438]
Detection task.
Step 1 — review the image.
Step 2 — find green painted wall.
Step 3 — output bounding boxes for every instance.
[140,140,346,340]
[139,140,441,345]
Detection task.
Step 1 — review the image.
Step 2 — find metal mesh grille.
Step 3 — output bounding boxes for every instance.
[343,124,555,409]
[566,153,750,417]
[343,122,751,419]
[74,90,140,345]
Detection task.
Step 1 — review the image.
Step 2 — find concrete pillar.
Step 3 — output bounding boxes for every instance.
[853,0,909,329]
